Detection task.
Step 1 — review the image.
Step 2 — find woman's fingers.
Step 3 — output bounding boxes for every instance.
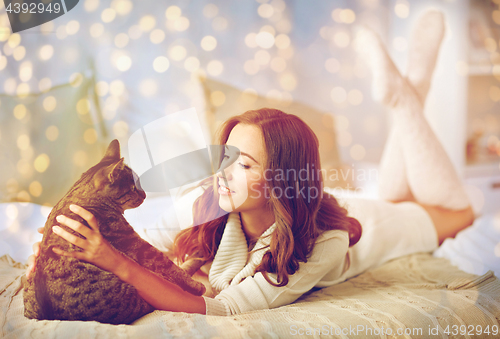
[26,255,35,278]
[52,226,88,250]
[37,227,44,234]
[32,241,40,257]
[55,214,92,238]
[52,247,85,261]
[69,204,99,232]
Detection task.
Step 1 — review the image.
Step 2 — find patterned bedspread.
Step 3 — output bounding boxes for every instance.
[1,253,499,338]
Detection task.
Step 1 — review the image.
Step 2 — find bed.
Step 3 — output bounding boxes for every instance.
[1,193,500,338]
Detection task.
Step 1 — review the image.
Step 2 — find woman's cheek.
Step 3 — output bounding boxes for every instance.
[249,182,263,199]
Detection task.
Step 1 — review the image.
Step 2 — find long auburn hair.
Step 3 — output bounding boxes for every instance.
[173,108,362,287]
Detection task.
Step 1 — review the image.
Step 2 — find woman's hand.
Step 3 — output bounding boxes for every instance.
[51,204,124,274]
[26,227,44,279]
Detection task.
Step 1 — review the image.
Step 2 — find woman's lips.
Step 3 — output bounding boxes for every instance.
[218,185,234,195]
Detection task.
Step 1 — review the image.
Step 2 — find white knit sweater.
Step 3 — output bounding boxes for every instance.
[202,212,350,316]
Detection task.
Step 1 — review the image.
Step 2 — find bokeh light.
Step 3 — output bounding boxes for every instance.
[39,78,52,93]
[109,80,125,96]
[394,2,410,18]
[17,134,30,150]
[29,181,43,197]
[150,29,165,44]
[7,33,20,48]
[84,128,98,144]
[207,60,224,76]
[140,15,156,32]
[0,56,7,71]
[350,144,366,160]
[13,46,26,61]
[212,17,228,31]
[325,58,340,73]
[270,56,286,72]
[347,89,363,105]
[45,125,59,141]
[331,86,347,104]
[210,91,226,107]
[101,8,116,23]
[139,79,158,97]
[258,4,274,18]
[73,150,89,167]
[245,33,258,48]
[166,5,182,20]
[244,60,259,75]
[128,25,142,39]
[76,98,90,115]
[19,61,32,82]
[13,104,27,120]
[95,81,109,96]
[116,55,132,71]
[203,4,218,18]
[43,96,57,112]
[153,56,170,73]
[275,34,291,49]
[113,121,129,138]
[333,31,350,48]
[84,0,99,12]
[114,33,129,48]
[338,130,353,147]
[66,20,80,35]
[184,57,200,72]
[256,31,275,49]
[201,36,217,51]
[113,0,133,16]
[279,72,297,91]
[34,154,50,173]
[169,45,187,61]
[90,23,105,38]
[255,50,271,65]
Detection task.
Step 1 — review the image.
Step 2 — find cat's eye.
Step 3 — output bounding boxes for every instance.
[131,185,135,191]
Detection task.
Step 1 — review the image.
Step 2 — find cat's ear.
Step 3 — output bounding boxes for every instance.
[108,158,125,184]
[102,139,121,162]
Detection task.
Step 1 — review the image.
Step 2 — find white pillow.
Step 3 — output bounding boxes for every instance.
[125,186,204,253]
[433,212,500,278]
[0,203,48,264]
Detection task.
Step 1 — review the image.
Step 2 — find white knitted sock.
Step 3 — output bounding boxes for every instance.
[361,28,470,210]
[406,10,445,101]
[376,11,445,202]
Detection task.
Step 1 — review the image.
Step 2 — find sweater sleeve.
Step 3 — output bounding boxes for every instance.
[206,231,350,315]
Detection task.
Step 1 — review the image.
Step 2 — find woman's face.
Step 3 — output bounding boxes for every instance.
[217,123,269,214]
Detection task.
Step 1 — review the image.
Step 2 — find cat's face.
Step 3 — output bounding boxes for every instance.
[100,162,146,210]
[93,140,146,210]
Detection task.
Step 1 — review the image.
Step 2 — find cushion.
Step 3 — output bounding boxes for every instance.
[199,76,352,189]
[0,72,106,206]
[433,212,500,278]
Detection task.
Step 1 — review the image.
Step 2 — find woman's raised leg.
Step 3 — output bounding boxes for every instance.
[377,10,446,203]
[359,26,474,244]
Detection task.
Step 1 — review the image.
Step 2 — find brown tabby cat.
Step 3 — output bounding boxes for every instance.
[23,139,206,324]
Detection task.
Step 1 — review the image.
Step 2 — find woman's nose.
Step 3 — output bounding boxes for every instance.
[216,165,232,180]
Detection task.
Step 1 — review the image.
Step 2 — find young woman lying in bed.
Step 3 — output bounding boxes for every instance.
[27,12,474,316]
